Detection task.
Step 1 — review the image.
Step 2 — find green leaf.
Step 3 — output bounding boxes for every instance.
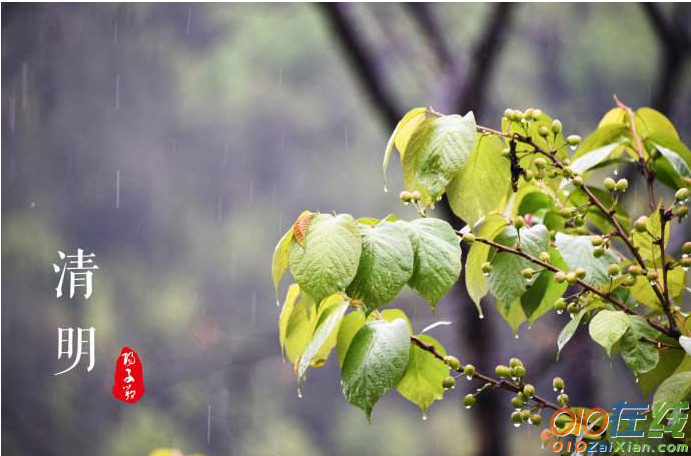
[639,348,687,396]
[573,124,628,159]
[289,213,362,304]
[487,224,549,309]
[555,233,619,287]
[346,222,414,311]
[282,288,316,363]
[465,215,508,314]
[397,334,449,414]
[522,249,569,324]
[336,311,366,368]
[447,134,511,226]
[379,309,413,333]
[647,132,691,189]
[588,310,630,357]
[396,218,462,310]
[635,107,679,139]
[383,107,428,187]
[272,224,296,301]
[569,142,621,175]
[279,283,302,354]
[630,268,685,311]
[557,304,601,358]
[402,113,477,205]
[620,316,661,376]
[652,372,691,407]
[297,296,349,386]
[341,319,411,419]
[681,336,691,357]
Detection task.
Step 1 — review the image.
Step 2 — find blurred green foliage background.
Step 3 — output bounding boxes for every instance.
[2,3,690,456]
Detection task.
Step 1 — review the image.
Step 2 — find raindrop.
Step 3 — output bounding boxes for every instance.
[206,405,212,444]
[278,68,283,87]
[186,8,192,35]
[297,389,303,399]
[513,422,521,428]
[115,170,120,209]
[464,405,472,409]
[421,413,428,421]
[478,313,485,320]
[114,73,120,111]
[344,124,349,151]
[556,309,564,315]
[465,375,473,381]
[9,95,15,134]
[514,334,519,339]
[251,291,257,325]
[483,271,490,277]
[683,267,689,272]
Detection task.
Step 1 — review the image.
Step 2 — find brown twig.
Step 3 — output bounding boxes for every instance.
[411,335,561,411]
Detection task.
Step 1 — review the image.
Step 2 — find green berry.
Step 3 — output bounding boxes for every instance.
[530,414,542,425]
[682,242,691,255]
[539,251,551,262]
[572,176,584,187]
[615,178,629,192]
[502,147,511,158]
[534,157,547,169]
[551,119,562,134]
[555,271,567,283]
[608,264,621,276]
[558,393,569,405]
[482,262,493,274]
[463,364,476,377]
[681,256,691,268]
[566,135,581,146]
[442,376,456,389]
[628,265,642,276]
[623,274,637,287]
[524,108,535,119]
[591,236,605,246]
[524,169,534,181]
[444,355,461,370]
[593,246,605,258]
[532,109,543,119]
[647,269,659,281]
[554,298,566,312]
[676,206,689,217]
[676,188,689,201]
[575,267,587,279]
[399,191,413,202]
[520,409,532,421]
[509,357,522,368]
[603,177,616,191]
[538,125,550,137]
[511,411,523,424]
[512,365,526,378]
[504,108,513,119]
[553,377,565,391]
[562,166,574,178]
[566,272,578,284]
[511,396,525,409]
[523,384,536,398]
[512,216,525,229]
[521,268,535,279]
[559,207,573,218]
[462,233,476,244]
[567,302,579,315]
[495,365,511,377]
[411,190,422,200]
[512,110,524,122]
[634,216,648,232]
[464,394,476,408]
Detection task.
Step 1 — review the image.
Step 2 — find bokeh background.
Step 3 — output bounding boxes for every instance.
[2,3,690,456]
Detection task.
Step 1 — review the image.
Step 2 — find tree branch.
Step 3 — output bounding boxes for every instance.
[411,335,561,411]
[319,3,400,130]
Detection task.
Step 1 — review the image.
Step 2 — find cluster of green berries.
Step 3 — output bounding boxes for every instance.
[399,190,422,203]
[674,188,689,218]
[603,176,629,193]
[504,108,543,123]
